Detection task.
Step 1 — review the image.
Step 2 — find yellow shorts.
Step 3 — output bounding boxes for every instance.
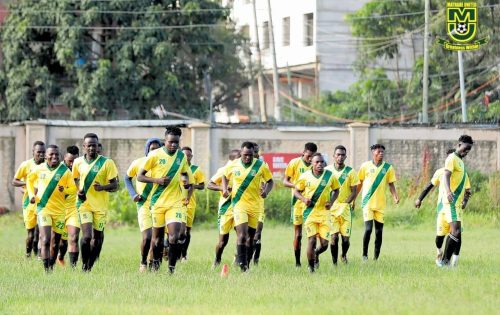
[80,209,107,231]
[65,207,81,229]
[363,208,384,223]
[37,209,65,235]
[290,199,304,225]
[186,206,195,228]
[442,203,462,223]
[305,218,330,240]
[23,203,37,230]
[233,206,261,229]
[137,205,153,232]
[436,209,464,236]
[152,206,186,228]
[218,211,235,235]
[331,206,352,237]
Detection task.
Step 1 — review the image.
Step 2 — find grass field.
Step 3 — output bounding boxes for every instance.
[0,214,499,315]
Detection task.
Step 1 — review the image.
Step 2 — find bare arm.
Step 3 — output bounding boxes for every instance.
[283,175,295,189]
[12,178,26,187]
[94,177,119,192]
[444,170,453,202]
[345,186,357,204]
[193,182,205,190]
[388,182,399,204]
[260,179,274,198]
[221,175,229,198]
[137,168,170,186]
[293,188,310,206]
[207,181,222,192]
[462,188,472,209]
[326,189,340,210]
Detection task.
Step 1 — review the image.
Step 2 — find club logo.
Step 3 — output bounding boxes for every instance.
[251,170,257,176]
[54,174,61,181]
[321,180,326,186]
[92,165,100,172]
[381,169,387,175]
[437,0,488,51]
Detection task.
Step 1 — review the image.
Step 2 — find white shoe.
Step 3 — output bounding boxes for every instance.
[362,256,368,262]
[435,248,443,266]
[450,254,459,267]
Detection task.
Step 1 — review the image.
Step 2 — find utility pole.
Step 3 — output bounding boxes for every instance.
[457,51,468,122]
[266,0,281,122]
[421,0,430,123]
[252,0,267,123]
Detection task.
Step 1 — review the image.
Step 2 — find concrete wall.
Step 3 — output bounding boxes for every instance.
[1,120,498,210]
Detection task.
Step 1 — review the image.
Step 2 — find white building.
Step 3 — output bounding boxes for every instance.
[225,0,422,121]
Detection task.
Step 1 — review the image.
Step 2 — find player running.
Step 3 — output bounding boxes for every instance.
[73,133,119,271]
[12,141,46,259]
[137,127,193,274]
[222,142,273,272]
[283,142,317,267]
[440,135,473,267]
[251,142,265,265]
[294,153,340,273]
[27,145,77,272]
[358,144,399,261]
[325,145,359,265]
[125,138,162,272]
[208,149,241,268]
[180,146,205,261]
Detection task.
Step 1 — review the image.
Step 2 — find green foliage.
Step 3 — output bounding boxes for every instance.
[0,0,249,121]
[108,187,138,226]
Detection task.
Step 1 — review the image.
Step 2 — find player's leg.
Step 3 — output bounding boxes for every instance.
[293,224,302,267]
[39,225,52,272]
[177,221,187,261]
[340,210,352,263]
[166,221,182,273]
[443,221,461,266]
[252,221,263,265]
[246,226,256,266]
[140,228,152,272]
[435,211,448,266]
[50,230,62,268]
[341,236,350,263]
[214,233,230,267]
[330,232,339,265]
[151,227,165,271]
[306,235,317,273]
[373,219,384,260]
[67,225,80,268]
[362,219,373,260]
[80,221,93,271]
[235,222,249,271]
[314,221,330,268]
[25,227,36,258]
[88,229,103,270]
[181,226,191,261]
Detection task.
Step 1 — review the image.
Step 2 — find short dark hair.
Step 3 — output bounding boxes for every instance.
[446,148,455,155]
[97,143,103,148]
[84,133,99,141]
[241,141,254,150]
[46,144,58,150]
[165,126,182,137]
[458,135,474,145]
[67,145,79,155]
[304,142,317,153]
[181,146,192,152]
[334,145,346,153]
[33,141,45,147]
[370,144,385,151]
[312,152,323,159]
[229,149,241,160]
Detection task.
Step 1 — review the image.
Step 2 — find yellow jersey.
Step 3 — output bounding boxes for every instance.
[14,159,41,209]
[295,169,340,220]
[188,164,206,209]
[224,158,272,212]
[358,161,397,212]
[142,148,193,210]
[27,162,76,214]
[439,153,471,209]
[325,164,359,216]
[211,163,233,215]
[72,155,119,212]
[126,156,156,208]
[285,157,311,186]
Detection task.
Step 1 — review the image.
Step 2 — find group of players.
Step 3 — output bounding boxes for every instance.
[12,126,474,273]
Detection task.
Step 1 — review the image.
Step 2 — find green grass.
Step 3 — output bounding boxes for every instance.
[0,214,499,315]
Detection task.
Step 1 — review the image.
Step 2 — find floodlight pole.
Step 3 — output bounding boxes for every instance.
[458,51,468,122]
[421,0,430,123]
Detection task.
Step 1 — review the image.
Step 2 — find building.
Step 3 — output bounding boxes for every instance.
[226,0,422,121]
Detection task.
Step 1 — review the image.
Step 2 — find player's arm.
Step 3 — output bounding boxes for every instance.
[26,172,38,203]
[415,182,435,208]
[293,187,310,207]
[221,175,230,198]
[12,164,27,187]
[207,180,222,191]
[283,162,296,189]
[94,177,118,192]
[62,173,77,195]
[462,188,472,209]
[444,170,453,202]
[12,178,26,187]
[124,174,141,202]
[260,179,274,198]
[388,182,399,204]
[283,175,295,189]
[193,181,205,190]
[346,185,357,204]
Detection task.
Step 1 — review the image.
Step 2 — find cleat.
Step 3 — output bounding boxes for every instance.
[181,257,188,263]
[56,258,65,267]
[308,266,315,273]
[295,263,302,268]
[139,263,148,273]
[168,266,175,274]
[314,255,320,270]
[341,256,348,264]
[436,260,445,267]
[450,255,459,268]
[362,256,368,262]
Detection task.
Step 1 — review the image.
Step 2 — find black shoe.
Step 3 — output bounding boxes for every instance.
[168,266,175,274]
[295,262,301,268]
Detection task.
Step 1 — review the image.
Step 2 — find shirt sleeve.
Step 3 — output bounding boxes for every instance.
[330,176,341,190]
[430,170,441,186]
[142,153,157,172]
[261,164,273,182]
[284,159,296,178]
[387,166,397,183]
[349,169,360,186]
[182,159,194,184]
[223,162,234,179]
[26,170,38,199]
[195,169,205,184]
[63,170,77,195]
[126,160,137,178]
[210,168,223,185]
[465,174,471,190]
[358,164,365,181]
[72,160,80,180]
[106,159,119,181]
[14,161,28,180]
[444,155,455,173]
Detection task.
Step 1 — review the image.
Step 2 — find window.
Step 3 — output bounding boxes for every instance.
[262,21,269,49]
[304,13,314,46]
[282,17,290,46]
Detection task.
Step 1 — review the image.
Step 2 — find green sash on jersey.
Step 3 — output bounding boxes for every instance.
[23,195,30,209]
[231,159,263,207]
[337,166,352,186]
[219,197,232,215]
[303,170,333,220]
[289,195,298,223]
[149,150,185,208]
[450,171,467,220]
[137,183,153,208]
[190,165,199,174]
[37,163,68,213]
[361,162,391,209]
[76,156,108,209]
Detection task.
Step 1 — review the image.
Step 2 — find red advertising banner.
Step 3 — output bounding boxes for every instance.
[261,153,301,178]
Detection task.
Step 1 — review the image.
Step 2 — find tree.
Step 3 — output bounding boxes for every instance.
[0,0,249,121]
